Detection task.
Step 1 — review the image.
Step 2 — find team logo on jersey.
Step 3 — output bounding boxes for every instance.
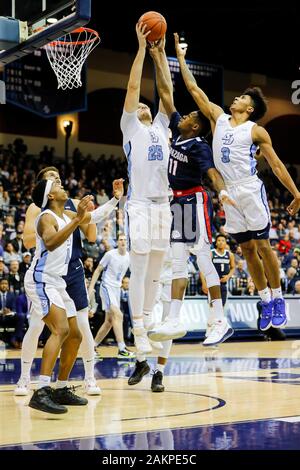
[149,131,159,143]
[222,133,234,145]
[171,230,181,239]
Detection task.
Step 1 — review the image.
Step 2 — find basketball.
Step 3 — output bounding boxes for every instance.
[138,11,167,42]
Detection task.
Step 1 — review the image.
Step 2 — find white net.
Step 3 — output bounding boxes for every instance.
[44,27,100,90]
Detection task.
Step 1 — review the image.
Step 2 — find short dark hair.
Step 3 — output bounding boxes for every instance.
[32,180,48,208]
[36,166,59,182]
[243,87,267,121]
[215,233,227,243]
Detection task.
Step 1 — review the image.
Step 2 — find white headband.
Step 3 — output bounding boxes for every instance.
[41,179,53,209]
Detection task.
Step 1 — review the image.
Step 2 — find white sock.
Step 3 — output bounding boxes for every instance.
[258,287,272,303]
[160,339,172,359]
[56,380,68,389]
[156,363,165,373]
[38,375,51,389]
[210,298,224,321]
[143,310,153,329]
[20,314,44,380]
[118,342,126,351]
[133,318,144,330]
[77,308,96,381]
[271,287,283,299]
[168,299,183,320]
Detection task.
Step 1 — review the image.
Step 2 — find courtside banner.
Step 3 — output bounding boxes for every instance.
[153,296,300,337]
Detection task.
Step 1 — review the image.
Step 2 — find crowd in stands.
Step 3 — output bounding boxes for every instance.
[1,138,300,347]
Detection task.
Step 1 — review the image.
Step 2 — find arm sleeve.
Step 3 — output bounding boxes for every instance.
[120,110,141,141]
[90,198,119,224]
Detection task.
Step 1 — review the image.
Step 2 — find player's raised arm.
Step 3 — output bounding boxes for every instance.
[23,203,40,249]
[124,23,151,113]
[149,37,176,119]
[252,125,300,215]
[174,33,223,125]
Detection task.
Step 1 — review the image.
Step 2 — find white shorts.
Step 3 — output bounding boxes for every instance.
[24,271,76,319]
[125,200,172,254]
[223,178,270,234]
[100,283,121,311]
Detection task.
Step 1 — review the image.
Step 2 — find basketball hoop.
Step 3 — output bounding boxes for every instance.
[44,27,100,90]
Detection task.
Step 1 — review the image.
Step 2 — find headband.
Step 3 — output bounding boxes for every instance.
[41,179,53,209]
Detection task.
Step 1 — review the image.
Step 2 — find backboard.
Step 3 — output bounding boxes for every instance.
[0,0,91,65]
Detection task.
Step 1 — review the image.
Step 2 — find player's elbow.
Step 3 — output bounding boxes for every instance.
[87,234,97,243]
[23,234,35,250]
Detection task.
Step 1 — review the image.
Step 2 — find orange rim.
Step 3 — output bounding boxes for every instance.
[46,27,100,46]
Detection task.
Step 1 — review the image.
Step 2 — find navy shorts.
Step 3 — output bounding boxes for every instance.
[170,191,213,245]
[229,223,270,244]
[63,260,88,311]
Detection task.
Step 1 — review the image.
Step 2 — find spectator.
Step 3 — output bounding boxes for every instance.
[96,188,109,206]
[234,260,249,295]
[293,280,300,295]
[284,267,298,294]
[11,229,26,257]
[0,278,19,348]
[3,215,16,241]
[3,242,21,265]
[84,257,94,279]
[8,260,23,295]
[0,257,9,280]
[278,234,292,255]
[19,252,31,276]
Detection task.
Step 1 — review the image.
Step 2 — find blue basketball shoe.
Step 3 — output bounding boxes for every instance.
[259,300,273,331]
[272,298,287,328]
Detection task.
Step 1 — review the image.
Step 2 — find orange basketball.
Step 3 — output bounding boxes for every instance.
[138,11,167,42]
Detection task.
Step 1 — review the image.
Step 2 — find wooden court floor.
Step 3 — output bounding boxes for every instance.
[1,340,300,450]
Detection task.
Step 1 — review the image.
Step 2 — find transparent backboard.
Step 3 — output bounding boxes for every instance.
[0,0,91,65]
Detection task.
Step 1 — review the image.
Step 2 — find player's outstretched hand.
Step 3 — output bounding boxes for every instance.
[174,32,188,59]
[77,195,93,221]
[287,194,300,216]
[113,179,124,200]
[136,22,151,49]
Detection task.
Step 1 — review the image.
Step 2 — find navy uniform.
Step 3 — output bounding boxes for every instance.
[63,199,89,311]
[169,112,214,247]
[212,249,230,306]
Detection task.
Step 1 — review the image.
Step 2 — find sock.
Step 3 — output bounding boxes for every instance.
[258,287,272,303]
[37,375,51,389]
[168,299,183,320]
[137,354,146,363]
[55,380,68,389]
[118,342,126,352]
[143,310,153,330]
[210,298,224,321]
[20,360,32,380]
[156,363,165,374]
[83,359,95,381]
[271,287,283,299]
[133,318,144,330]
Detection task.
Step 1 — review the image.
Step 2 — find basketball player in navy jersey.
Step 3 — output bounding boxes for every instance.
[15,167,123,396]
[201,234,235,306]
[174,33,300,331]
[147,39,235,346]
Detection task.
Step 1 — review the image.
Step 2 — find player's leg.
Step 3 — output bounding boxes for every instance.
[28,303,70,414]
[240,239,274,330]
[148,243,189,342]
[77,308,101,395]
[152,283,172,393]
[195,243,233,346]
[255,238,286,328]
[66,269,100,394]
[109,304,135,358]
[14,313,44,396]
[94,310,113,346]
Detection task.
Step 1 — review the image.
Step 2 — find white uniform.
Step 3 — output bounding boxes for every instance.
[213,113,270,234]
[99,249,130,311]
[156,247,172,304]
[121,110,172,253]
[24,209,76,319]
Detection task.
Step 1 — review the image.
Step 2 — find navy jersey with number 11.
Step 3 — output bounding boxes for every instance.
[168,112,215,190]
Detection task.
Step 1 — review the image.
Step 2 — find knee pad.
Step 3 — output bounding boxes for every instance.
[196,254,220,288]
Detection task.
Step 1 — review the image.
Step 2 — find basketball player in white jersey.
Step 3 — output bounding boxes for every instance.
[88,233,134,358]
[25,180,92,413]
[121,23,172,384]
[174,33,300,331]
[15,167,123,396]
